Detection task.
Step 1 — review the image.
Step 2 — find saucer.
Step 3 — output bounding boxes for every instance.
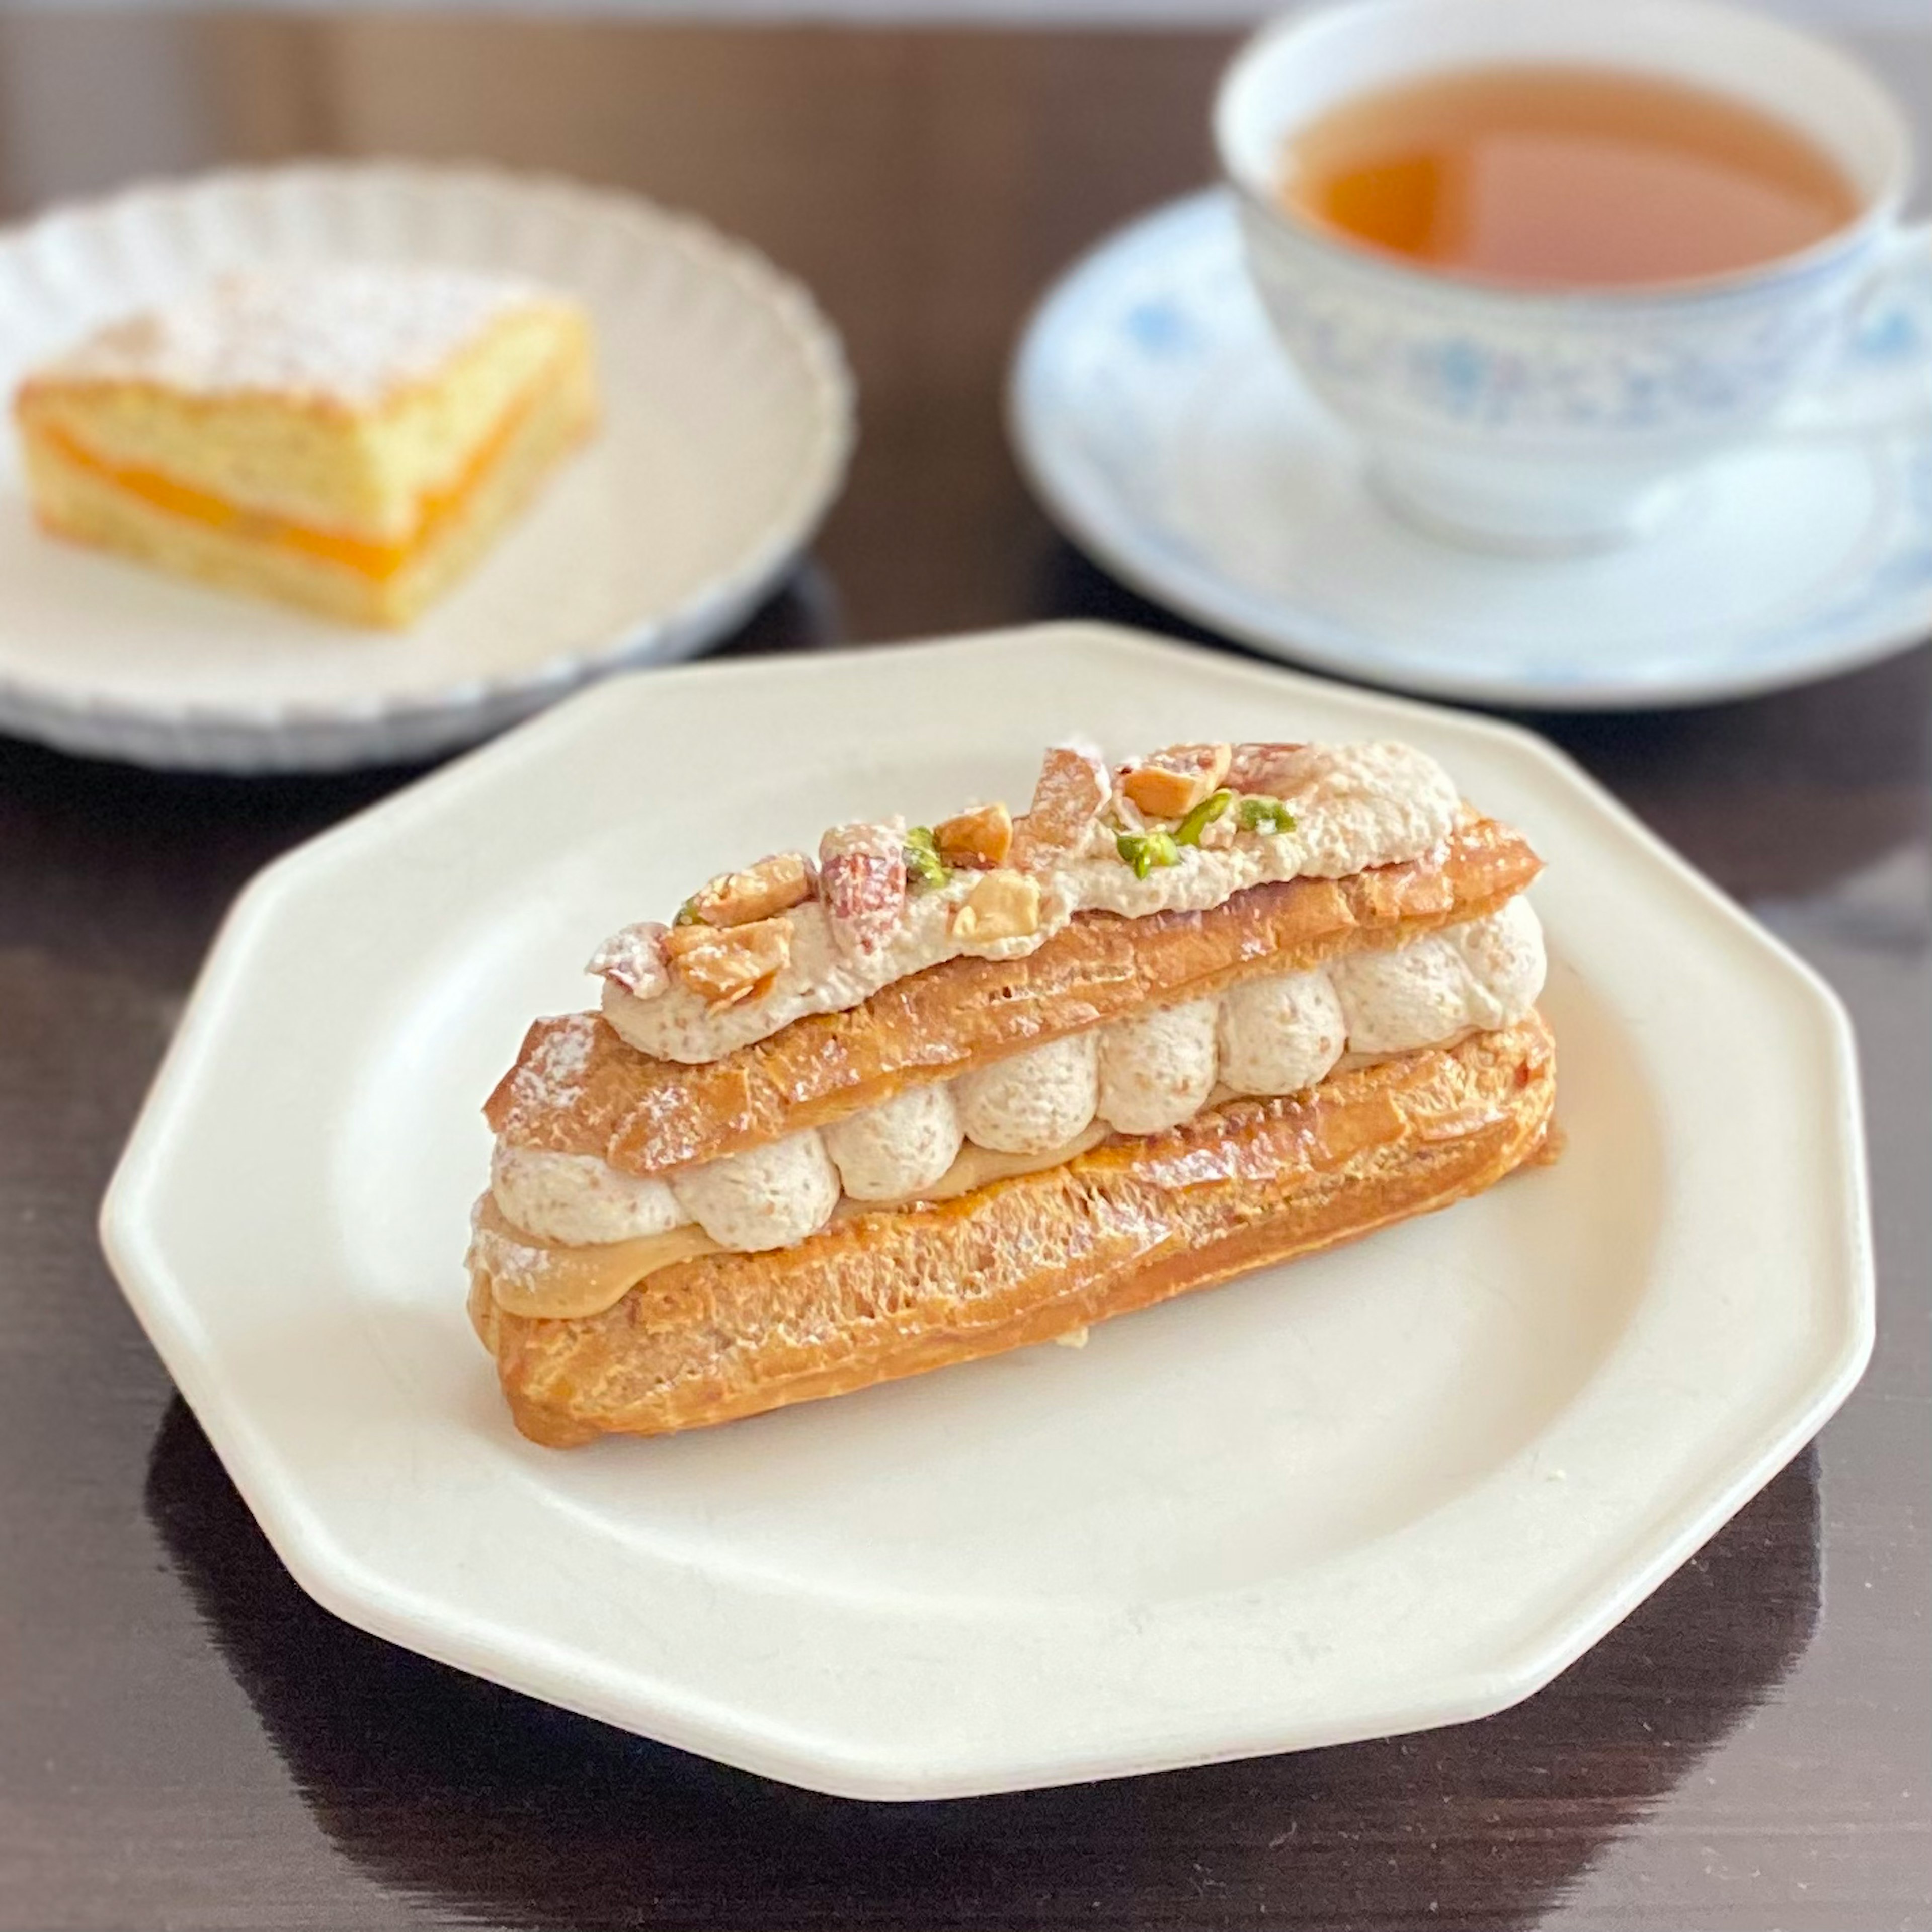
[1009,191,1932,710]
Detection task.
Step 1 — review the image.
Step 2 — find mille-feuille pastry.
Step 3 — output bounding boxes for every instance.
[469,736,1556,1446]
[14,265,595,626]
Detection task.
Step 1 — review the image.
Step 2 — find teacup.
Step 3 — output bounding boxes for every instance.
[1214,0,1929,553]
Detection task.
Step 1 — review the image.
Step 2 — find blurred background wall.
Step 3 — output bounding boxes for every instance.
[0,2,1925,218]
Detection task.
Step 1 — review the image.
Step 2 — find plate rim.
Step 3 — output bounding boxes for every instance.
[1007,188,1932,712]
[0,157,856,771]
[98,623,1876,1798]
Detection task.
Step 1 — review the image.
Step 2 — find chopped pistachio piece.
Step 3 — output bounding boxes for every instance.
[1116,828,1180,879]
[1174,788,1233,847]
[1237,795,1297,836]
[672,898,706,927]
[903,826,949,892]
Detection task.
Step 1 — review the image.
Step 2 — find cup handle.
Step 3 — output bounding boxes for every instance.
[1775,222,1932,439]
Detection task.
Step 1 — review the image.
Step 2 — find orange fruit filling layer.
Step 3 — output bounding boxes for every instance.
[38,378,539,584]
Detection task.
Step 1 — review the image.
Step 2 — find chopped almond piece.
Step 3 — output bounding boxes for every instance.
[1120,742,1233,821]
[663,914,792,1010]
[1173,741,1234,789]
[950,869,1041,945]
[584,920,670,998]
[1010,744,1108,871]
[819,822,907,956]
[934,801,1013,870]
[1119,765,1204,819]
[1226,742,1308,794]
[688,851,814,928]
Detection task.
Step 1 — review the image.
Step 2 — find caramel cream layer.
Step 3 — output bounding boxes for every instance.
[472,1127,1112,1319]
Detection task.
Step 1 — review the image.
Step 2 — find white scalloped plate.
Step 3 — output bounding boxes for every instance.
[0,163,852,771]
[100,624,1872,1799]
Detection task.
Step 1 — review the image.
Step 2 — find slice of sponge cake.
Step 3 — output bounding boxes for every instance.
[15,266,596,627]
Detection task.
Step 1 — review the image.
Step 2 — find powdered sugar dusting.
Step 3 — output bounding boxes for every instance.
[585,921,669,998]
[506,1012,598,1114]
[44,266,549,408]
[466,1200,548,1295]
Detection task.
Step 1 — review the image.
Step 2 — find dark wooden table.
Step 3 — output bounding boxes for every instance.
[2,17,1928,1932]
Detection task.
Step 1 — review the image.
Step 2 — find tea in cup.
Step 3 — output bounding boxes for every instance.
[1214,0,1928,551]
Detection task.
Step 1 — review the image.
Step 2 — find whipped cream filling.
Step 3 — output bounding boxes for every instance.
[492,898,1545,1260]
[604,741,1461,1064]
[488,1145,683,1248]
[822,1083,963,1200]
[668,1129,841,1253]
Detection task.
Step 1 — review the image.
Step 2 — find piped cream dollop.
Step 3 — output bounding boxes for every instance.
[670,1130,842,1252]
[1217,970,1347,1097]
[1329,895,1546,1053]
[822,1083,965,1201]
[490,1143,687,1246]
[954,1033,1101,1156]
[1097,999,1220,1134]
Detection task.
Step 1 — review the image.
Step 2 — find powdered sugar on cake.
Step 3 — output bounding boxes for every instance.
[44,266,547,409]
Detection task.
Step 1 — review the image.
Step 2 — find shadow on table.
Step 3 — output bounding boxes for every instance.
[145,1398,1821,1932]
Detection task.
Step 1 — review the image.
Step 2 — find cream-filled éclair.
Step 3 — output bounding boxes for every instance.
[468,735,1559,1445]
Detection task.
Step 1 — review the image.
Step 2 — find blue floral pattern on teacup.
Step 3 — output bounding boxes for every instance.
[1011,188,1932,702]
[1237,200,1876,442]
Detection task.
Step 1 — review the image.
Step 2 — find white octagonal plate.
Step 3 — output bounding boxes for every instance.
[101,623,1873,1799]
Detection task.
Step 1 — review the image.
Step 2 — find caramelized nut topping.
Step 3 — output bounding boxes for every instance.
[1010,745,1108,871]
[934,800,1013,870]
[819,822,908,956]
[663,914,793,1010]
[687,852,814,928]
[1119,765,1205,819]
[584,920,669,997]
[1174,741,1234,788]
[950,868,1042,945]
[1119,742,1233,821]
[1226,742,1308,794]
